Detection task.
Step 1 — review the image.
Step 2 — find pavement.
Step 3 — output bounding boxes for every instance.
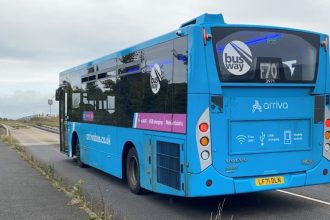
[7,125,330,220]
[0,140,88,220]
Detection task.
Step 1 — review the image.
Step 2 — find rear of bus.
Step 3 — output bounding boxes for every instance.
[185,14,330,197]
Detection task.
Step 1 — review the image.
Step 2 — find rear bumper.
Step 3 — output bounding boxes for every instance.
[305,157,330,185]
[186,158,330,197]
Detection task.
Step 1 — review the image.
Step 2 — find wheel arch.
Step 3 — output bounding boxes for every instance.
[121,141,136,181]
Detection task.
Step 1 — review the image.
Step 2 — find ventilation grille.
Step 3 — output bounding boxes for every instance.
[157,141,180,190]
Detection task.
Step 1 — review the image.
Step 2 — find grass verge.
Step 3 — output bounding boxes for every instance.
[0,134,111,220]
[21,116,59,128]
[0,120,27,129]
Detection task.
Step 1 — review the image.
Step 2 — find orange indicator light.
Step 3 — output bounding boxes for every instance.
[325,131,330,140]
[200,137,209,146]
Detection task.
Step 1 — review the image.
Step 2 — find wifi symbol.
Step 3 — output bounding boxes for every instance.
[236,135,247,144]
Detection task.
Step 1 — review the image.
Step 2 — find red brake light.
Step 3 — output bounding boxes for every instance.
[199,123,209,132]
[325,119,330,127]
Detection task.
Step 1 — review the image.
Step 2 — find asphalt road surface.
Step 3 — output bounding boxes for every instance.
[8,126,330,220]
[0,140,88,220]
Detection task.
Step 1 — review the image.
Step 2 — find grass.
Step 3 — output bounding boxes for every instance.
[210,198,234,220]
[0,120,27,129]
[21,116,59,128]
[1,116,59,130]
[0,134,111,220]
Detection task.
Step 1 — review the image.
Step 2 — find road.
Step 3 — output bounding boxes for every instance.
[9,126,330,219]
[0,140,88,219]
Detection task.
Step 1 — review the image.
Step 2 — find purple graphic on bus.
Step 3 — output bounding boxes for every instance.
[83,111,94,122]
[133,113,186,134]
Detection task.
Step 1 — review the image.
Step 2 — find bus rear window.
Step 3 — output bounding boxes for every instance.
[211,28,320,83]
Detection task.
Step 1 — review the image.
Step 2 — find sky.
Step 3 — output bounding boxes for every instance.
[0,0,329,119]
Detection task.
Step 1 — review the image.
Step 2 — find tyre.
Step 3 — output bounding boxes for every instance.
[126,148,142,194]
[76,138,87,168]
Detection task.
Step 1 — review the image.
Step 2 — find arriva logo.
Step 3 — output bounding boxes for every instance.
[252,100,289,113]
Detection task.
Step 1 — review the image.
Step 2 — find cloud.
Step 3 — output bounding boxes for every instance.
[220,0,329,33]
[0,90,58,119]
[0,0,329,118]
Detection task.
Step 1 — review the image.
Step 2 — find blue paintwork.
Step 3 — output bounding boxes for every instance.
[61,13,330,197]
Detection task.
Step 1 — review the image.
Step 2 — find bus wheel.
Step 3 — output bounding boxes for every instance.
[76,138,86,168]
[126,148,142,194]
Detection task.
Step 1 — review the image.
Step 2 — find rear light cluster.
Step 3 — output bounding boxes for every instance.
[196,108,212,171]
[323,103,330,161]
[326,119,330,128]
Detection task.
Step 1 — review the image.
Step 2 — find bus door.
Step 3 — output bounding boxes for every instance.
[56,86,68,154]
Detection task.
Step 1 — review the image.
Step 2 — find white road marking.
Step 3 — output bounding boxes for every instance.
[277,189,330,206]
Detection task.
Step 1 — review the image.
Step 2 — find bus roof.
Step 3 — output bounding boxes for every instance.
[60,13,325,76]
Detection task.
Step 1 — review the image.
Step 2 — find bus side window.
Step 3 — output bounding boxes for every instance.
[173,36,188,114]
[143,41,174,114]
[115,41,174,127]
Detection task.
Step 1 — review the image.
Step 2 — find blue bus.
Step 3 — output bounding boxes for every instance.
[56,14,330,197]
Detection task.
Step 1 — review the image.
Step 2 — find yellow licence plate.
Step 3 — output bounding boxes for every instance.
[255,176,284,186]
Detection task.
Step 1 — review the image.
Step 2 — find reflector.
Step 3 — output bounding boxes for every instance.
[206,179,212,187]
[201,150,210,160]
[323,169,328,176]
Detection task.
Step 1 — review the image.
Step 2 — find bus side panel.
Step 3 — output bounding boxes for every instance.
[314,35,327,94]
[70,123,122,179]
[204,26,222,95]
[186,166,234,197]
[116,128,154,191]
[324,34,330,94]
[188,27,209,94]
[139,134,153,191]
[306,157,330,185]
[68,120,188,196]
[116,127,186,196]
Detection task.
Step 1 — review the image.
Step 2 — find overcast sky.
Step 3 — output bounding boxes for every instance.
[0,0,329,119]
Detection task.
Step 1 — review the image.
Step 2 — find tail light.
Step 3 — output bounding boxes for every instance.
[196,108,212,171]
[325,119,330,127]
[199,123,209,132]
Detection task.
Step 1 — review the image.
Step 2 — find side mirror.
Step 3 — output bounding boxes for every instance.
[55,88,60,101]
